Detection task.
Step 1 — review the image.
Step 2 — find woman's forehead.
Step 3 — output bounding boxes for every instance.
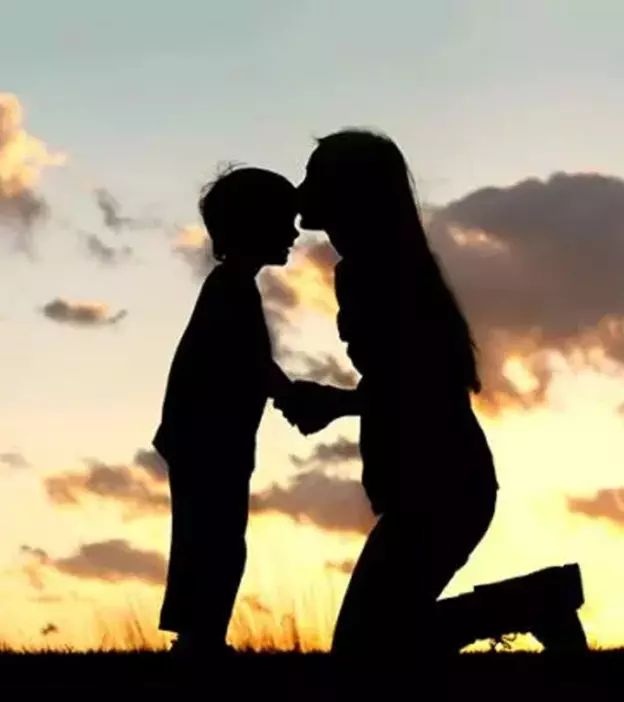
[306,147,322,169]
[305,146,340,175]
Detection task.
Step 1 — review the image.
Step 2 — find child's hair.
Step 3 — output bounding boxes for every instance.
[199,165,295,261]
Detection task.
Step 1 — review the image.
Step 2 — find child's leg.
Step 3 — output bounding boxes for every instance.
[194,479,249,648]
[159,460,195,635]
[160,460,250,650]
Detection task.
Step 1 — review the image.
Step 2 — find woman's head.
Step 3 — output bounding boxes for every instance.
[200,167,298,266]
[298,129,423,256]
[299,129,481,393]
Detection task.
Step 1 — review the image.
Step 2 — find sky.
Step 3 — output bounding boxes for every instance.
[2,0,624,651]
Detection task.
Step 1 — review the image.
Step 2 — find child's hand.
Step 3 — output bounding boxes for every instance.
[274,381,335,435]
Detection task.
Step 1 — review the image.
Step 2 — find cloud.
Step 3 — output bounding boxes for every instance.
[0,93,65,249]
[44,459,169,518]
[325,559,356,575]
[258,269,301,343]
[22,546,49,561]
[41,298,127,326]
[302,240,340,283]
[53,540,166,585]
[93,188,159,233]
[133,449,168,483]
[250,470,374,534]
[22,541,166,585]
[20,546,50,589]
[0,451,30,469]
[173,224,215,277]
[83,233,132,265]
[567,489,624,525]
[259,269,299,312]
[427,172,624,408]
[290,436,360,469]
[259,240,339,322]
[291,352,359,388]
[255,240,356,387]
[94,189,132,232]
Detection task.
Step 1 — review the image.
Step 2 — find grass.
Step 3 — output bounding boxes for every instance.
[1,595,330,653]
[0,649,621,698]
[1,602,617,697]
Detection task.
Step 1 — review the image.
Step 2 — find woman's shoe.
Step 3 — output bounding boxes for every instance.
[436,563,588,653]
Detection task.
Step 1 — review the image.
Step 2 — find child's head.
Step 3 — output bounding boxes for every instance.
[200,167,298,266]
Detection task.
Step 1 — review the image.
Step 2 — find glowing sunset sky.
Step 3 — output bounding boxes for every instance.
[2,0,624,651]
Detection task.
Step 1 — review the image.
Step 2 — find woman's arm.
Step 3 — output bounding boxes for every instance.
[267,360,293,398]
[314,383,361,418]
[274,378,362,435]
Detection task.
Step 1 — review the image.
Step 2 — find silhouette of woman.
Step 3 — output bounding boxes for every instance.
[296,129,499,657]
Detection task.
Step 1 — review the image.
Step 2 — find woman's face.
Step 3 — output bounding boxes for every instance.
[297,149,328,232]
[297,148,354,257]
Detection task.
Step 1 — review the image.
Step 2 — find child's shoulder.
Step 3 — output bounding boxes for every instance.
[196,265,258,310]
[198,264,234,295]
[191,266,228,314]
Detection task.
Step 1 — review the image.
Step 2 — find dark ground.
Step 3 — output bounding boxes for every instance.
[0,651,621,699]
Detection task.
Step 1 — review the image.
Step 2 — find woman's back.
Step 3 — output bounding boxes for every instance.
[335,255,496,513]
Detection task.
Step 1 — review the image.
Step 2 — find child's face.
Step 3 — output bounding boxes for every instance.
[256,196,299,266]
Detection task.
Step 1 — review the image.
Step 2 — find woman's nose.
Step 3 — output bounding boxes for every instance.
[296,182,306,210]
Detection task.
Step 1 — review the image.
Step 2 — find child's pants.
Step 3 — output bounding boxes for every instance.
[159,456,251,647]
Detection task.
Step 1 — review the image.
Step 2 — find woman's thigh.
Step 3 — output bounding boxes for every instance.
[429,483,497,599]
[332,516,393,655]
[332,484,497,653]
[332,514,432,656]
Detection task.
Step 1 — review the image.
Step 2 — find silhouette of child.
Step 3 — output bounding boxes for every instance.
[153,167,298,656]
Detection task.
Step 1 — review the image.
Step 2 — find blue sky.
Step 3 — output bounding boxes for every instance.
[6,0,624,206]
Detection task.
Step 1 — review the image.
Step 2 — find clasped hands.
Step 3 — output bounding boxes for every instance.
[274,381,344,435]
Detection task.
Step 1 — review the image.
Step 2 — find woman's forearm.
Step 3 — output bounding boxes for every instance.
[309,384,361,421]
[271,376,362,433]
[332,386,361,417]
[268,361,293,398]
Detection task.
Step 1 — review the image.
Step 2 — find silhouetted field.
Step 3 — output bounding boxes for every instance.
[0,650,620,698]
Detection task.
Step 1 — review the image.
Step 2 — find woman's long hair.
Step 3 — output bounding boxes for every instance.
[314,129,481,394]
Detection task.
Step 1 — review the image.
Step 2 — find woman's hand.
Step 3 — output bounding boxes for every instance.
[274,381,360,435]
[274,381,334,434]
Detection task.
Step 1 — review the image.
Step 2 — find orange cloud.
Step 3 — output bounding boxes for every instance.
[44,459,169,518]
[290,436,360,469]
[325,559,356,575]
[429,172,624,409]
[0,93,65,244]
[261,241,339,318]
[41,298,127,326]
[174,223,205,250]
[250,470,374,534]
[0,93,65,195]
[21,541,166,586]
[568,489,624,525]
[173,223,213,276]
